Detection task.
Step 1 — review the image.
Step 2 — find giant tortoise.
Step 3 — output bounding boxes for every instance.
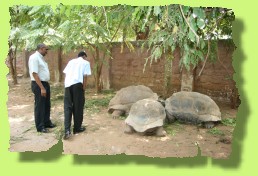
[124,99,167,136]
[108,85,158,118]
[165,91,221,128]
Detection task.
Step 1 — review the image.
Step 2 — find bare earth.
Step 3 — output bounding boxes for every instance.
[7,77,237,159]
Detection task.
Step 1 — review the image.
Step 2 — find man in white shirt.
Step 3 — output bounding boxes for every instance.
[28,43,56,133]
[63,51,91,139]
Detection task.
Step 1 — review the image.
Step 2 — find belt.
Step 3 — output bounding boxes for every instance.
[32,81,49,84]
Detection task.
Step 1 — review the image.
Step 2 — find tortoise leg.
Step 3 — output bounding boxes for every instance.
[204,121,215,128]
[112,110,125,119]
[165,111,176,124]
[155,127,167,137]
[124,124,135,134]
[143,128,155,136]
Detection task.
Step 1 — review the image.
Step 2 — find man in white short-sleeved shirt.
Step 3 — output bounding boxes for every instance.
[28,43,56,133]
[63,51,91,139]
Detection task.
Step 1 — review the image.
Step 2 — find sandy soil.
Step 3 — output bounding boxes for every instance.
[7,77,237,159]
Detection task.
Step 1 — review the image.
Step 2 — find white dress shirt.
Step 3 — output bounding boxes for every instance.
[28,51,50,81]
[63,57,91,88]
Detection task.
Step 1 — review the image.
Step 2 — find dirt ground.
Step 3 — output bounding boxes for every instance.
[7,77,237,159]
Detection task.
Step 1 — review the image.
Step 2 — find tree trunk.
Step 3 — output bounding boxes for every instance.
[163,53,173,98]
[57,47,63,82]
[95,47,103,93]
[120,27,127,53]
[23,49,30,78]
[181,66,195,92]
[8,42,18,85]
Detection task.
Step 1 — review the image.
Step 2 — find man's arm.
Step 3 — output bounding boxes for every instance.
[83,75,87,91]
[32,72,46,97]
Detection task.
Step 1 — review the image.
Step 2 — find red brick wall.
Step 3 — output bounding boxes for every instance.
[110,42,164,93]
[109,40,236,100]
[194,41,235,99]
[12,40,236,100]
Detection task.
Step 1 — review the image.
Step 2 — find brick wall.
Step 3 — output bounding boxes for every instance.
[12,40,236,100]
[109,40,236,100]
[194,41,235,99]
[110,42,164,92]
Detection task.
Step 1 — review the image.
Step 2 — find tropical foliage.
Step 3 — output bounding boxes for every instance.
[8,4,235,93]
[134,5,235,70]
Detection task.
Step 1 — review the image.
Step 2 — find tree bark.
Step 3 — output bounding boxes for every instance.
[57,47,63,82]
[95,47,103,93]
[8,42,18,85]
[181,66,196,92]
[23,49,30,78]
[163,53,173,98]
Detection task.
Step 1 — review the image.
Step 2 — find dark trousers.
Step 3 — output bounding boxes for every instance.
[64,83,85,132]
[31,81,51,131]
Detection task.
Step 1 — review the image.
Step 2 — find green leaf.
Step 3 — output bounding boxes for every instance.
[153,47,162,61]
[168,36,174,46]
[197,18,205,29]
[182,6,190,15]
[57,20,71,31]
[188,31,196,42]
[195,50,203,59]
[153,6,161,16]
[171,45,175,53]
[199,40,205,49]
[184,43,189,51]
[190,16,198,31]
[193,8,205,19]
[28,6,42,15]
[182,52,190,71]
[65,6,71,17]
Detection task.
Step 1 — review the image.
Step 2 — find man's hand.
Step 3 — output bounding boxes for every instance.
[83,75,87,91]
[41,87,47,97]
[32,72,47,97]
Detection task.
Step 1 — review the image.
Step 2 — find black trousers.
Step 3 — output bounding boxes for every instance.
[64,83,85,132]
[31,81,51,131]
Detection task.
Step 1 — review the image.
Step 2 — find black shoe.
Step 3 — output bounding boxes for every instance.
[73,127,86,134]
[37,128,49,133]
[63,131,71,140]
[45,123,56,128]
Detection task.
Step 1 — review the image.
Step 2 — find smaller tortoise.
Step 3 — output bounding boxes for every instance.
[124,99,167,136]
[165,91,221,128]
[108,85,158,118]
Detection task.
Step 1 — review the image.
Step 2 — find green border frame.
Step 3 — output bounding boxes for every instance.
[1,0,256,175]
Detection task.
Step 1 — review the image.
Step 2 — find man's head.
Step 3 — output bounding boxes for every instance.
[78,51,87,59]
[37,43,49,56]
